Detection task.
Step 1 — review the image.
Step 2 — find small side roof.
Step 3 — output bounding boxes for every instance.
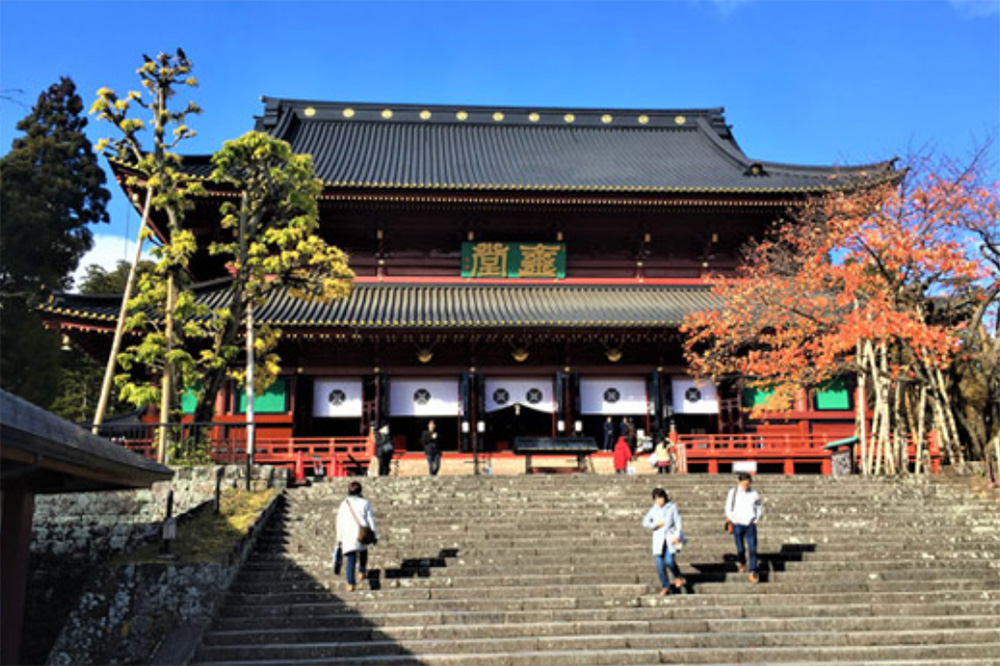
[0,390,173,493]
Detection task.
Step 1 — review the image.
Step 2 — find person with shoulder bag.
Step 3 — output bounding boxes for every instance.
[724,472,763,584]
[335,481,378,592]
[642,488,687,595]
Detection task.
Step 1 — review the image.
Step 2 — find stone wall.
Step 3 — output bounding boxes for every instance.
[45,493,281,666]
[21,465,286,665]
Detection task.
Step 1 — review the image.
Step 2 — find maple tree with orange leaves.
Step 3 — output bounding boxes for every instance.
[683,148,999,478]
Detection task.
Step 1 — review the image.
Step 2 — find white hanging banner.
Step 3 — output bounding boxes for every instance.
[579,377,647,415]
[672,376,719,415]
[313,378,363,417]
[389,378,460,417]
[484,377,555,413]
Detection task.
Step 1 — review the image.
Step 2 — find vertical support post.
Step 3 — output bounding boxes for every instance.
[783,458,795,476]
[159,490,175,558]
[245,301,255,491]
[1,490,35,666]
[214,467,223,514]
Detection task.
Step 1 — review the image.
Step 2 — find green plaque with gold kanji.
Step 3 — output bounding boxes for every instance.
[461,242,566,279]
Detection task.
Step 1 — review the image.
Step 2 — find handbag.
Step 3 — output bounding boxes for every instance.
[724,488,735,533]
[346,498,376,545]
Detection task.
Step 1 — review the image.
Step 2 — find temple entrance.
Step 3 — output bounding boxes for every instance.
[388,417,460,452]
[486,405,553,451]
[482,376,557,451]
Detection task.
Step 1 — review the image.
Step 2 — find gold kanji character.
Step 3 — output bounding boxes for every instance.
[469,243,510,278]
[518,243,561,278]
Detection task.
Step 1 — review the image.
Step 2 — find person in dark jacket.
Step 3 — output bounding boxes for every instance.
[421,419,441,476]
[603,416,616,451]
[375,424,393,476]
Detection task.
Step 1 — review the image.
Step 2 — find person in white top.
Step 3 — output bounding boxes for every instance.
[724,472,763,583]
[336,481,378,592]
[641,488,686,595]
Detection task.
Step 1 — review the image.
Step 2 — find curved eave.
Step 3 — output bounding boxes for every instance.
[107,156,900,199]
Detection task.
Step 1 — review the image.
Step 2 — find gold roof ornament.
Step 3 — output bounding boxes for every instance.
[674,115,686,125]
[456,110,469,120]
[342,107,355,118]
[528,112,540,122]
[601,114,613,124]
[564,113,576,123]
[420,110,432,120]
[304,106,317,117]
[381,109,394,119]
[638,115,649,125]
[493,111,505,121]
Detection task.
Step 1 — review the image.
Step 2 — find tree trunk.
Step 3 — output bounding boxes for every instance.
[156,271,177,465]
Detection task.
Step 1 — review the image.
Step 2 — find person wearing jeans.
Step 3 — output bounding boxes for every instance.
[335,481,378,592]
[725,472,763,583]
[642,488,686,595]
[421,420,441,476]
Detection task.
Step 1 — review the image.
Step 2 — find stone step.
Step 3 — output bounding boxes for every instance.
[228,567,999,595]
[241,550,1000,571]
[193,627,1000,662]
[235,558,999,586]
[191,646,1000,666]
[210,601,1000,631]
[201,614,1000,646]
[220,579,1000,611]
[214,589,1000,617]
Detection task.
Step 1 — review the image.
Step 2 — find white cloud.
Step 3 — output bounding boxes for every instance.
[70,233,153,292]
[948,0,1000,18]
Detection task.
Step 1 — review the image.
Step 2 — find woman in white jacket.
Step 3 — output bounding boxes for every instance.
[336,481,378,592]
[641,487,686,595]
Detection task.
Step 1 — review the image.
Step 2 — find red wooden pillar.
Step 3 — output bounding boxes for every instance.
[821,458,833,475]
[1,489,35,666]
[783,458,795,476]
[708,459,719,474]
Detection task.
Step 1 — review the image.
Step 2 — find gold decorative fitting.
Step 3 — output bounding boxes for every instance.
[511,347,529,363]
[419,110,432,120]
[304,107,317,117]
[493,112,505,121]
[606,348,622,363]
[674,115,686,125]
[456,110,468,121]
[528,112,540,122]
[342,108,355,118]
[564,113,575,123]
[638,115,649,125]
[601,114,613,124]
[381,109,393,119]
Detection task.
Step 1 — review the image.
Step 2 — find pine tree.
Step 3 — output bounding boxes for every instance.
[0,77,110,405]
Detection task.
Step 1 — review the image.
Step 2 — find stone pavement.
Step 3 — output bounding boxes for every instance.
[191,474,1000,665]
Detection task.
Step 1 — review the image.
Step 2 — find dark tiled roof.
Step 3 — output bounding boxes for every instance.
[228,98,896,193]
[0,389,172,492]
[42,282,718,330]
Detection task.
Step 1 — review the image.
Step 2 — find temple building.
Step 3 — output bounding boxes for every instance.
[43,99,896,469]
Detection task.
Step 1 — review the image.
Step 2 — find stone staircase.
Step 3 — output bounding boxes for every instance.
[192,475,1000,665]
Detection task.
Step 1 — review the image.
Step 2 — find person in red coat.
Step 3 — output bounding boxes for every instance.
[613,436,632,474]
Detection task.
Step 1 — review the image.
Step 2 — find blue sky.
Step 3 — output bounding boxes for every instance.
[1,0,998,283]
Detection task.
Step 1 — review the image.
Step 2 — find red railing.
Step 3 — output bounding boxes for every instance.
[671,431,940,474]
[107,427,375,473]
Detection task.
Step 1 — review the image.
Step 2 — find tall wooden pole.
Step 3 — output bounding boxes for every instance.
[156,271,177,465]
[92,188,153,434]
[245,300,255,490]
